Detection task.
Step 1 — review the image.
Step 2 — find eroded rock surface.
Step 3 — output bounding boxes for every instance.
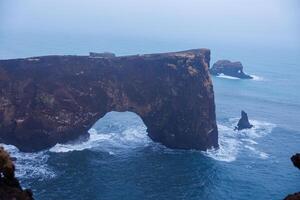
[0,146,33,200]
[0,49,218,152]
[210,60,253,79]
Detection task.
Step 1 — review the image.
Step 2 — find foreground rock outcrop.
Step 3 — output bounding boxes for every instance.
[210,60,253,79]
[0,146,33,200]
[284,154,300,200]
[285,192,300,200]
[234,110,253,131]
[291,154,300,170]
[0,49,218,152]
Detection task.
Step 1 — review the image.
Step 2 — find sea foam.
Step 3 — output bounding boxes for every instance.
[50,111,151,154]
[204,118,275,162]
[216,73,241,80]
[0,144,55,180]
[250,75,264,81]
[216,73,264,81]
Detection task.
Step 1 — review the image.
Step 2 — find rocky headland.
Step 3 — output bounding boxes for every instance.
[0,146,33,200]
[0,49,218,152]
[210,60,253,79]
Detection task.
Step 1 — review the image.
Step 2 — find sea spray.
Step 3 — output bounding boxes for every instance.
[50,111,151,154]
[0,144,55,180]
[204,119,276,162]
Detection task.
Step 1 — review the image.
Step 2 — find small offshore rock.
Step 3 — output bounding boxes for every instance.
[235,110,253,131]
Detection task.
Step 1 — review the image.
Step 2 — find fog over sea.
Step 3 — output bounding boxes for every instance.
[1,0,300,199]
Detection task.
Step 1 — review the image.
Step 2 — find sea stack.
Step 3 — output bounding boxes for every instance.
[210,60,253,79]
[0,49,218,152]
[235,110,253,131]
[0,147,34,199]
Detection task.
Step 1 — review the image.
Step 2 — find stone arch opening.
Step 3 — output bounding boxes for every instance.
[88,111,151,150]
[49,111,151,153]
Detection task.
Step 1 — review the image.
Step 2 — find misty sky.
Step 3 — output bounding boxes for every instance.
[0,0,299,57]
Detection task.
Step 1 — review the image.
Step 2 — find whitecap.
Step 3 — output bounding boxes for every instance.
[240,139,258,145]
[0,144,55,180]
[50,112,152,154]
[244,145,269,159]
[204,138,240,162]
[250,75,264,81]
[204,118,275,162]
[216,73,240,80]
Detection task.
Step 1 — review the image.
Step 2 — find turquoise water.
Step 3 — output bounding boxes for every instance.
[1,1,300,199]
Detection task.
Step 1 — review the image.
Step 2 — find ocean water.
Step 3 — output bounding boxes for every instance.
[1,1,300,199]
[1,47,300,199]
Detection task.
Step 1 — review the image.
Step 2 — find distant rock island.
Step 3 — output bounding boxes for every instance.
[210,60,253,79]
[0,49,218,152]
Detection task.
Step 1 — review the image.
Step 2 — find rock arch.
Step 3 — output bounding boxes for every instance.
[90,111,149,148]
[0,49,218,152]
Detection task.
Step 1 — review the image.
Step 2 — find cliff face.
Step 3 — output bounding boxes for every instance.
[0,146,33,199]
[0,49,218,152]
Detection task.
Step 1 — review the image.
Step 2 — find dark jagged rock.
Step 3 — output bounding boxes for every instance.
[285,192,300,200]
[210,60,253,79]
[284,154,300,200]
[0,49,218,152]
[235,110,253,131]
[291,154,300,170]
[0,146,34,200]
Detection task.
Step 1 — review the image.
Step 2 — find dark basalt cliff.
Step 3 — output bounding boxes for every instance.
[210,60,253,79]
[0,49,218,152]
[0,146,33,199]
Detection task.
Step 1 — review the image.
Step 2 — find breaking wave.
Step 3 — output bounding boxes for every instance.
[216,74,240,80]
[0,144,55,180]
[216,73,264,81]
[50,126,151,154]
[0,112,151,181]
[204,118,276,162]
[50,111,151,154]
[1,111,276,182]
[250,75,264,81]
